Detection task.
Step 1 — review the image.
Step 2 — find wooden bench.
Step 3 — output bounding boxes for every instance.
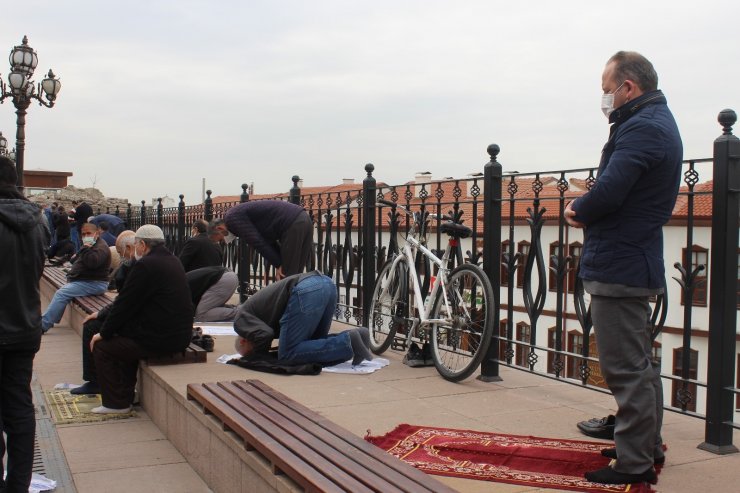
[187,379,457,493]
[42,265,115,315]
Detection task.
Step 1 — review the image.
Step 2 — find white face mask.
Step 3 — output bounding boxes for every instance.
[601,81,625,118]
[223,232,236,245]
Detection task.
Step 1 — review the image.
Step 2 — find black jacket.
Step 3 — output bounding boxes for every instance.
[0,194,50,344]
[186,266,228,306]
[67,237,111,282]
[53,210,70,240]
[178,233,223,272]
[100,244,194,353]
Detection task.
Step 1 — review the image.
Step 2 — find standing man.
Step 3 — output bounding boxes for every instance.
[565,51,682,485]
[72,200,93,251]
[0,156,49,492]
[223,200,312,279]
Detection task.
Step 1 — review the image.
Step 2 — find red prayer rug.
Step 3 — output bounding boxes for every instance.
[365,424,657,493]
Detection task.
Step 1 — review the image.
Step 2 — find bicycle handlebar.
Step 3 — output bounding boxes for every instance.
[378,199,453,221]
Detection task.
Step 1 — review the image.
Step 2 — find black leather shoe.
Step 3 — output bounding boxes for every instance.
[577,414,615,439]
[70,381,101,395]
[585,465,657,485]
[601,447,665,465]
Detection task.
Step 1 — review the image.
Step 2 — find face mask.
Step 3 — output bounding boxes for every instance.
[82,236,95,246]
[224,232,236,245]
[134,252,143,261]
[601,82,625,118]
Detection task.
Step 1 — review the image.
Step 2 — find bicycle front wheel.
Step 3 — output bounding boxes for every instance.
[429,263,495,382]
[367,257,409,354]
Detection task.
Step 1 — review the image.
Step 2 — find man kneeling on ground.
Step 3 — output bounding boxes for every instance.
[187,266,239,322]
[89,225,193,413]
[234,271,372,366]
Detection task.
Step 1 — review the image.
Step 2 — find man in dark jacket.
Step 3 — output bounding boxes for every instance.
[41,222,111,333]
[178,219,223,272]
[187,266,239,322]
[234,272,371,366]
[89,213,126,237]
[565,51,682,485]
[70,230,136,396]
[223,200,312,279]
[0,156,49,492]
[90,225,194,413]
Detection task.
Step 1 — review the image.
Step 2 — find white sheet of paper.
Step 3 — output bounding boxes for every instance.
[322,358,390,374]
[197,325,237,336]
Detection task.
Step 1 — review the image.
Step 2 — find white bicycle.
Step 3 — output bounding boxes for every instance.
[368,199,495,382]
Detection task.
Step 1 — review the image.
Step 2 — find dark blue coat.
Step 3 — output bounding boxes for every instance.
[572,90,682,289]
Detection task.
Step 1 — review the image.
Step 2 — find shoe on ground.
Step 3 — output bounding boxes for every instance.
[91,405,132,414]
[601,447,665,465]
[70,381,101,395]
[585,465,657,485]
[577,414,615,439]
[403,342,434,367]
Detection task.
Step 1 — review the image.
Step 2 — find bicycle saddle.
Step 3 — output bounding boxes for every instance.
[440,221,472,239]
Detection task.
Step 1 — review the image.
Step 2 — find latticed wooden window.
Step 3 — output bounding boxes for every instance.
[680,245,708,306]
[515,322,530,367]
[516,241,530,288]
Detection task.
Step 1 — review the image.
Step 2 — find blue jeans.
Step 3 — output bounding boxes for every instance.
[277,275,352,365]
[42,280,109,332]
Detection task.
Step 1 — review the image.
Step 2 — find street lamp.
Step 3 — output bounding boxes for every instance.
[0,36,61,189]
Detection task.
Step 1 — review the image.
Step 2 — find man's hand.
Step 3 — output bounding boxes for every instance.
[90,333,103,352]
[83,311,99,324]
[564,201,585,229]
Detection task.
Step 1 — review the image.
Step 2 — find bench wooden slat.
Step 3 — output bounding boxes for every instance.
[229,381,416,493]
[246,380,457,493]
[188,383,353,493]
[186,380,456,493]
[218,381,403,493]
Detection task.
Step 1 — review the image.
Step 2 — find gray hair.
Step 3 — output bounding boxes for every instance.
[607,51,658,92]
[208,218,226,236]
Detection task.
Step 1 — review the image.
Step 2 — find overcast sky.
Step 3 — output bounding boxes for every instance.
[1,1,737,205]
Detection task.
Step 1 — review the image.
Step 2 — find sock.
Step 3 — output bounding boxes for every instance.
[349,329,372,365]
[357,326,372,351]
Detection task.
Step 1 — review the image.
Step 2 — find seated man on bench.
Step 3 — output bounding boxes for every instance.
[89,225,194,413]
[42,222,111,333]
[71,230,136,395]
[233,271,372,366]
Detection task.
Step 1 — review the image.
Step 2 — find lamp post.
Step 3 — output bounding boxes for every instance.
[0,36,61,190]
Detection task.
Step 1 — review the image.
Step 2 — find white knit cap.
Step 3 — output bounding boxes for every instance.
[135,224,165,240]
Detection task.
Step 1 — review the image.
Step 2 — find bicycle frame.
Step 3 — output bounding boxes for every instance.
[388,216,458,341]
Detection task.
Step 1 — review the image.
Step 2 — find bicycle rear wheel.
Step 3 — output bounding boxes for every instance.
[429,263,495,382]
[367,257,409,354]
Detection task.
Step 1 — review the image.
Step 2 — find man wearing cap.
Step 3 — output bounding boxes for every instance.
[89,225,194,413]
[41,223,111,333]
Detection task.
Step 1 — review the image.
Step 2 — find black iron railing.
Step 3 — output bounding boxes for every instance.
[116,110,738,453]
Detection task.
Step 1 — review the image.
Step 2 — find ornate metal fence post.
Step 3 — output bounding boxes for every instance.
[140,200,146,227]
[362,164,377,327]
[204,190,213,221]
[238,183,250,303]
[699,109,740,454]
[156,198,163,228]
[480,144,503,381]
[177,195,185,253]
[126,203,132,229]
[290,175,301,205]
